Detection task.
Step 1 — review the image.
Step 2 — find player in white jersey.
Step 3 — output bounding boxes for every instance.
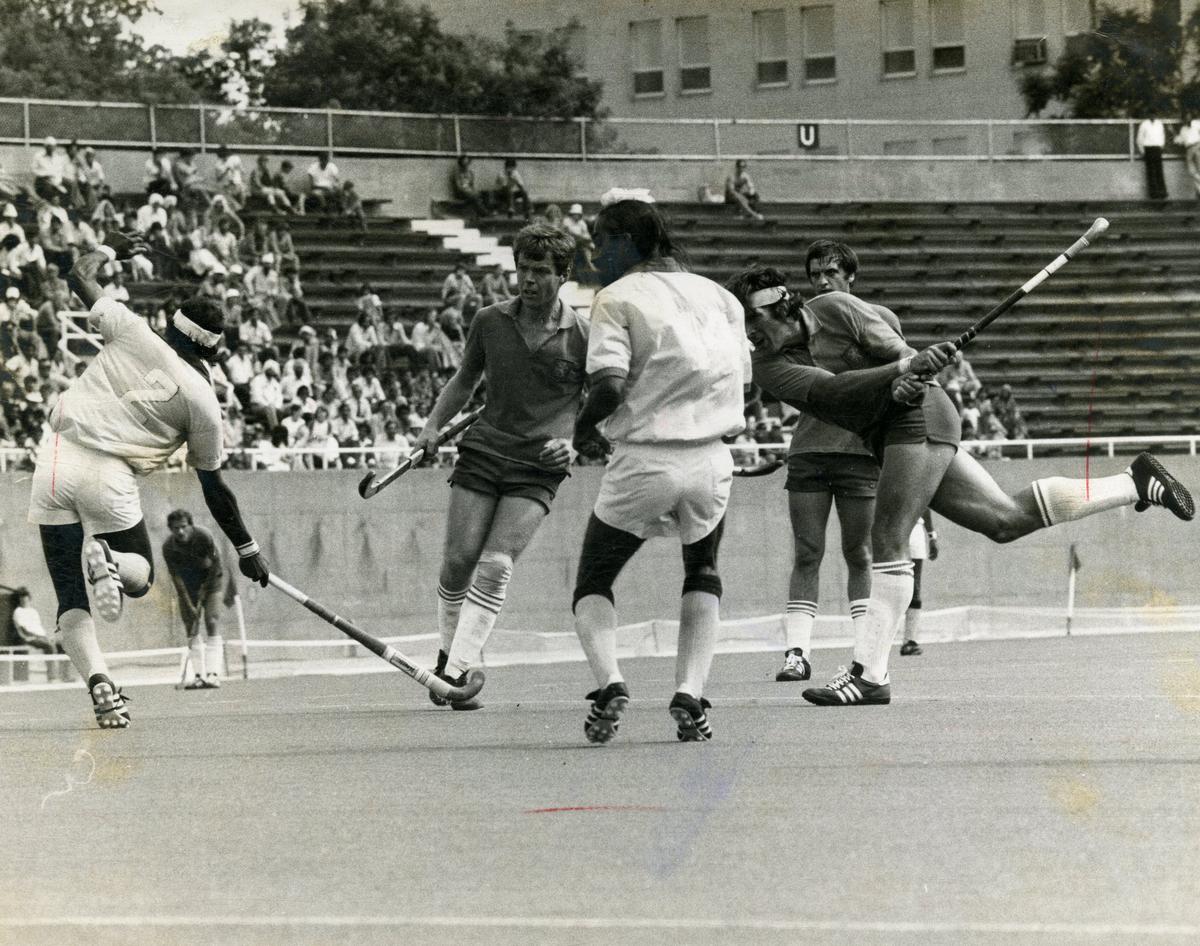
[27,235,270,729]
[570,197,751,744]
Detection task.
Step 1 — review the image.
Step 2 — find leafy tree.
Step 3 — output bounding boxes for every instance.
[265,0,603,118]
[1020,0,1200,118]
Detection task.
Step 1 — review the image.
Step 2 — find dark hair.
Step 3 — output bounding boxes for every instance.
[804,240,859,280]
[167,509,193,526]
[723,265,790,308]
[594,200,682,266]
[513,223,576,277]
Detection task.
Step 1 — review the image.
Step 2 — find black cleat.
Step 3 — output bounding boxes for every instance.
[584,682,630,745]
[802,662,891,706]
[669,692,713,742]
[900,639,923,656]
[89,673,131,729]
[1128,453,1194,521]
[775,648,812,681]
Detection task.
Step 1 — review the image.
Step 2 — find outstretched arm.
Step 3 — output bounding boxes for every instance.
[195,467,269,586]
[67,232,146,310]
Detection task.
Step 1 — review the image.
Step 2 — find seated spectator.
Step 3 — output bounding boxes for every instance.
[90,187,119,230]
[561,202,594,277]
[347,309,380,362]
[479,264,512,308]
[34,276,67,356]
[12,588,63,662]
[36,191,73,242]
[0,233,46,296]
[61,140,83,211]
[374,418,410,469]
[4,288,40,355]
[270,219,299,272]
[144,148,175,196]
[238,305,273,353]
[241,217,272,261]
[255,424,294,471]
[938,351,981,411]
[136,192,168,234]
[357,284,383,321]
[223,400,246,452]
[451,155,489,218]
[0,157,19,204]
[145,220,175,279]
[6,333,40,381]
[35,357,70,394]
[993,384,1029,440]
[359,363,386,404]
[274,160,304,215]
[199,267,228,302]
[221,287,242,349]
[281,401,307,446]
[410,308,457,370]
[248,359,284,429]
[249,154,294,213]
[32,137,67,201]
[214,145,246,210]
[438,295,465,345]
[244,254,283,328]
[960,392,981,440]
[173,148,210,210]
[306,153,341,213]
[38,216,74,277]
[341,181,366,230]
[76,147,105,213]
[207,216,241,271]
[494,157,530,218]
[0,204,25,245]
[278,257,310,327]
[101,270,130,303]
[441,262,474,303]
[204,194,244,240]
[281,356,313,404]
[299,403,337,469]
[345,377,373,423]
[330,401,360,467]
[724,159,764,222]
[225,341,255,406]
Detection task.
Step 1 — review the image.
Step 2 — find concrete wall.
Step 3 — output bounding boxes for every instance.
[2,145,1189,218]
[3,455,1196,651]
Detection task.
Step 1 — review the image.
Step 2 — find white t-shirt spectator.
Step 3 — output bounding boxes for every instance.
[238,318,273,351]
[307,160,340,192]
[249,372,284,412]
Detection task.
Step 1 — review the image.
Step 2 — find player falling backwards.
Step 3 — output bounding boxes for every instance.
[725,266,1194,707]
[27,234,270,729]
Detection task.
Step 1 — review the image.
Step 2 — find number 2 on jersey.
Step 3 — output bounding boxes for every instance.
[121,368,180,415]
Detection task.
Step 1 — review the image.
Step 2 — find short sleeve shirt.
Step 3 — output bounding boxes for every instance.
[587,268,750,444]
[49,298,224,474]
[456,298,588,471]
[162,526,224,591]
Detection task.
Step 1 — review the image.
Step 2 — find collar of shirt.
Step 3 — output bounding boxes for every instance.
[498,296,577,331]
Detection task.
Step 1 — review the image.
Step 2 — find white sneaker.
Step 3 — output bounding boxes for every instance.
[84,538,124,623]
[203,673,222,689]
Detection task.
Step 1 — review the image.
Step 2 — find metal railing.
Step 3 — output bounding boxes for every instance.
[3,435,1197,474]
[0,97,1188,162]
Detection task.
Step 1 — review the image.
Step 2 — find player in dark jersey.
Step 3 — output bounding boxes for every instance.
[727,266,1194,707]
[163,509,229,689]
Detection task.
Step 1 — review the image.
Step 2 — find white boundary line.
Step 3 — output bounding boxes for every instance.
[1,915,1198,936]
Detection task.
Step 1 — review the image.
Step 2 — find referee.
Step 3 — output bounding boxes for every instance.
[163,509,227,689]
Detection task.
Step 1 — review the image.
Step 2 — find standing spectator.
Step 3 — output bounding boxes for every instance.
[724,159,764,222]
[1136,117,1168,200]
[306,153,341,212]
[61,140,83,210]
[451,155,489,218]
[937,350,981,412]
[173,149,210,210]
[32,137,67,201]
[214,145,246,210]
[162,510,229,689]
[479,264,512,307]
[441,262,475,303]
[1175,117,1200,199]
[494,158,529,218]
[76,148,105,213]
[144,148,175,196]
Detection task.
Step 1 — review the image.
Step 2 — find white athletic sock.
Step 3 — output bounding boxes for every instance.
[574,594,623,689]
[849,597,872,668]
[784,600,817,652]
[205,635,224,678]
[436,583,468,654]
[109,550,151,595]
[676,591,720,699]
[57,609,108,683]
[445,552,512,677]
[861,563,915,685]
[188,635,206,678]
[904,609,920,643]
[1031,473,1137,527]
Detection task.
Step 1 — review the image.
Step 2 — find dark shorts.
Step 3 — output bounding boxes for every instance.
[448,446,567,513]
[868,385,962,461]
[784,452,879,497]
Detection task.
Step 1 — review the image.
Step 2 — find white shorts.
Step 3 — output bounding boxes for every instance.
[27,433,143,536]
[908,520,928,561]
[593,440,733,545]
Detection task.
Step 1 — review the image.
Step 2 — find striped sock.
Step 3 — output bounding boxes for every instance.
[436,582,468,653]
[861,562,915,685]
[445,552,512,677]
[849,597,872,667]
[784,600,817,652]
[1031,473,1137,527]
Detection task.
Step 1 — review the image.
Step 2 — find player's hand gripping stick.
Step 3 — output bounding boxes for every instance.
[357,407,483,499]
[267,573,486,702]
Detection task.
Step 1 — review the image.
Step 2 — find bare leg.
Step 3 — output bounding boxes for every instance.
[785,489,831,652]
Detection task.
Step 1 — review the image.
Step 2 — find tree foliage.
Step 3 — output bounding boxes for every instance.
[1020,0,1200,118]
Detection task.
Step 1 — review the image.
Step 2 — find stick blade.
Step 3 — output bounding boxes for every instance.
[445,669,486,702]
[357,472,376,498]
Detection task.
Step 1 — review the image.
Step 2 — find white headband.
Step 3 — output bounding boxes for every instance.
[747,286,789,309]
[172,309,222,348]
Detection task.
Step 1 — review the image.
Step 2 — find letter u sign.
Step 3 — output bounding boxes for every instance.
[797,124,819,149]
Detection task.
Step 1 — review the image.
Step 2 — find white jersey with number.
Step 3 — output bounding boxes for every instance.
[49,297,224,474]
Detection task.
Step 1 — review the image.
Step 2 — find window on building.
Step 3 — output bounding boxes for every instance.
[930,0,965,71]
[754,9,789,86]
[631,19,665,96]
[881,0,916,77]
[1062,0,1092,35]
[677,16,712,93]
[802,5,837,82]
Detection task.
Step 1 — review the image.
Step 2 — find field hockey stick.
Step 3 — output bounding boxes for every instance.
[266,573,486,702]
[951,217,1109,352]
[233,593,249,680]
[357,407,483,499]
[733,457,784,477]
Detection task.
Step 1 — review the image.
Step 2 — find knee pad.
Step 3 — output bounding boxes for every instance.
[682,573,723,599]
[473,550,513,596]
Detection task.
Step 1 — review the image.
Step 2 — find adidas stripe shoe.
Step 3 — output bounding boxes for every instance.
[775,648,812,682]
[84,538,124,623]
[669,692,713,742]
[1128,453,1195,521]
[428,649,450,707]
[802,663,891,706]
[203,673,221,689]
[900,639,923,656]
[89,673,131,729]
[584,682,630,745]
[183,675,207,690]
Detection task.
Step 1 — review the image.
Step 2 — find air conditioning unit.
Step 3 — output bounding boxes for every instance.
[1012,37,1048,65]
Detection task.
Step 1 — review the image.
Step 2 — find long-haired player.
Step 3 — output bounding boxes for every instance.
[27,235,269,729]
[726,266,1193,707]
